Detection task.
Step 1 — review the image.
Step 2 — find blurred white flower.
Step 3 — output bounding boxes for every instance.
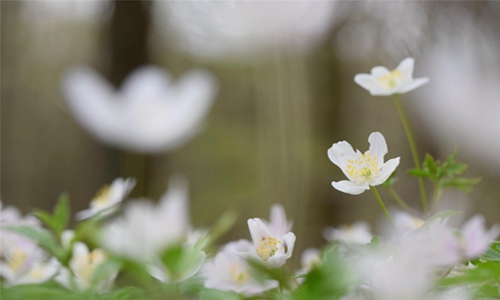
[296,247,321,282]
[264,204,292,239]
[57,242,112,291]
[62,66,218,153]
[456,215,500,261]
[76,177,136,220]
[247,217,296,268]
[328,132,400,195]
[99,177,189,261]
[159,1,337,59]
[4,258,59,286]
[323,221,373,245]
[202,239,278,296]
[415,32,500,173]
[354,58,429,96]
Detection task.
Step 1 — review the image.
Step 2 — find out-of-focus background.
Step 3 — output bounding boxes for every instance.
[2,1,500,263]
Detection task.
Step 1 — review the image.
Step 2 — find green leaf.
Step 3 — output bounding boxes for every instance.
[424,210,463,225]
[91,257,123,286]
[200,289,241,300]
[53,194,70,234]
[440,177,481,192]
[366,236,381,249]
[6,225,60,258]
[439,261,500,286]
[408,168,430,178]
[33,210,60,234]
[424,154,438,178]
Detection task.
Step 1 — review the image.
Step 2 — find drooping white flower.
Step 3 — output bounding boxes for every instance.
[247,218,296,268]
[62,65,218,153]
[323,221,373,245]
[202,239,278,296]
[99,178,189,261]
[354,58,429,96]
[328,132,400,195]
[76,177,136,220]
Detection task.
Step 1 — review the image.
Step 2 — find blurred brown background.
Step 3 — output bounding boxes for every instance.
[2,1,500,265]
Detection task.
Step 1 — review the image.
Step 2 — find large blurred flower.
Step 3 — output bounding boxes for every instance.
[159,1,337,59]
[62,66,218,153]
[99,178,189,261]
[354,58,429,96]
[76,177,135,220]
[202,239,278,296]
[328,132,400,195]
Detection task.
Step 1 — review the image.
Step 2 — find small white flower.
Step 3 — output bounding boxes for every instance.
[62,66,218,153]
[7,258,59,286]
[323,221,373,245]
[354,58,429,96]
[202,239,278,296]
[455,215,500,261]
[76,177,136,220]
[64,242,111,290]
[328,132,400,195]
[99,178,189,261]
[247,218,296,268]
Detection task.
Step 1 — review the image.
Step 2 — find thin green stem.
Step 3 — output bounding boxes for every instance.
[175,283,181,300]
[278,268,284,294]
[387,186,411,212]
[441,265,454,279]
[371,186,396,233]
[431,180,442,213]
[393,94,428,212]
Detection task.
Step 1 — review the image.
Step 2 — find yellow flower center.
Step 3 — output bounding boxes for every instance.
[91,185,111,208]
[411,217,425,229]
[75,249,107,287]
[229,262,249,284]
[29,266,46,280]
[346,152,379,183]
[8,249,28,272]
[255,236,280,262]
[377,69,403,90]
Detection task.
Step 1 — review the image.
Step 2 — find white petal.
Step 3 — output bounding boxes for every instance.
[368,132,388,164]
[121,66,171,105]
[370,66,390,77]
[371,157,400,186]
[75,209,94,221]
[62,66,122,144]
[331,180,369,195]
[268,204,292,238]
[396,77,429,94]
[395,57,415,81]
[354,74,380,91]
[463,215,500,258]
[328,141,360,181]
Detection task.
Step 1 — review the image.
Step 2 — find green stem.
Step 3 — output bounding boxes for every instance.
[393,94,428,212]
[441,265,454,279]
[431,181,442,213]
[371,186,396,233]
[278,268,284,294]
[387,186,411,212]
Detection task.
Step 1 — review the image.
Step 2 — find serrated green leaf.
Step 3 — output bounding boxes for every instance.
[482,248,500,262]
[408,168,430,178]
[424,154,438,177]
[367,236,381,248]
[440,177,481,192]
[33,211,59,233]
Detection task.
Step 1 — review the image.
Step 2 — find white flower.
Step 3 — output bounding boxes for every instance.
[354,58,429,96]
[323,221,373,245]
[202,239,278,296]
[57,242,112,291]
[62,65,218,153]
[5,258,59,286]
[76,177,136,220]
[247,218,296,268]
[296,248,321,282]
[99,178,189,261]
[328,132,400,195]
[455,215,500,261]
[160,1,337,59]
[264,204,292,238]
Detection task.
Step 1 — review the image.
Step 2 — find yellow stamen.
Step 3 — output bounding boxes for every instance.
[90,185,111,208]
[8,249,27,272]
[346,152,379,183]
[29,266,45,280]
[255,236,280,262]
[229,262,249,284]
[377,69,403,90]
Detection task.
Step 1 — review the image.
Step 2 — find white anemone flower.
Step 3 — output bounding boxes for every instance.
[62,65,218,153]
[323,221,373,245]
[247,218,296,268]
[328,132,400,195]
[76,177,136,220]
[99,178,189,261]
[202,239,278,296]
[58,242,112,291]
[354,58,429,96]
